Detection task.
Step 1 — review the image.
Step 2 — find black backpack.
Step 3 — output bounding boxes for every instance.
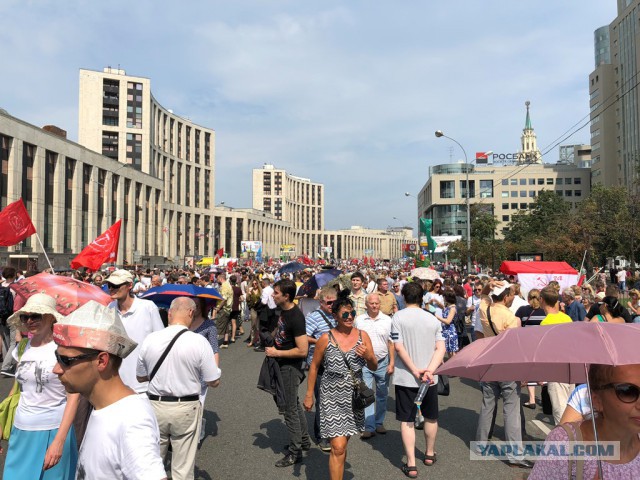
[0,285,14,325]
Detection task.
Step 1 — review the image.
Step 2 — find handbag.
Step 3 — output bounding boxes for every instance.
[329,332,375,410]
[0,338,29,440]
[437,374,450,396]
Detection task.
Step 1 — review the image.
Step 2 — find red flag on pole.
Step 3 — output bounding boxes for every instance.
[0,199,36,246]
[216,248,224,258]
[70,220,121,271]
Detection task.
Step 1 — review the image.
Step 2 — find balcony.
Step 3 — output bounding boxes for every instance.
[103,96,119,106]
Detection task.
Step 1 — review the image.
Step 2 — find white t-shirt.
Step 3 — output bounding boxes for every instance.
[109,297,164,393]
[76,394,166,480]
[509,295,529,315]
[617,270,627,282]
[567,384,592,418]
[13,340,67,431]
[391,307,444,388]
[137,325,221,397]
[467,295,482,332]
[423,292,443,318]
[354,312,392,360]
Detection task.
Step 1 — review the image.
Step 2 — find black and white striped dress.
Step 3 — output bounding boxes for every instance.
[319,337,365,438]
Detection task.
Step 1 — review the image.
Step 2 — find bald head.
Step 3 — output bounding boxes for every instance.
[365,293,380,317]
[168,297,196,327]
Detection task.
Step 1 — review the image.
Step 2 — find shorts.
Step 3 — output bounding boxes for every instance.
[395,384,439,423]
[215,310,231,335]
[230,310,241,320]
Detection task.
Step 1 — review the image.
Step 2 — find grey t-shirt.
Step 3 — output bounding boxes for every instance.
[391,306,444,388]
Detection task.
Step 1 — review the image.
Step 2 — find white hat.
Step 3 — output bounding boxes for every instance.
[8,293,64,327]
[490,282,512,297]
[595,291,606,300]
[53,301,137,358]
[105,269,134,286]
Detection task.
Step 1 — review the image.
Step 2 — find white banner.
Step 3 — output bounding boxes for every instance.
[517,273,580,297]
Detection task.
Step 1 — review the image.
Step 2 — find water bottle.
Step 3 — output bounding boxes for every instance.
[415,381,430,406]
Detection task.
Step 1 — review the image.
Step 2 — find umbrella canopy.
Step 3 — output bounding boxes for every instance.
[10,272,112,316]
[297,269,341,298]
[410,267,440,281]
[435,322,640,384]
[278,262,307,275]
[141,284,223,308]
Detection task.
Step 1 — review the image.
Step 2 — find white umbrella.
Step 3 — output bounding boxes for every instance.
[410,267,440,281]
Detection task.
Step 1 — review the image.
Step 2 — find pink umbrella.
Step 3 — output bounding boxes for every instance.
[435,322,640,479]
[10,272,112,316]
[435,322,640,383]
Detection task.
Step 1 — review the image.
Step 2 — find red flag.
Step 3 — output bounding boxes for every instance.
[70,220,121,271]
[216,248,224,258]
[268,257,273,266]
[0,199,36,246]
[214,255,220,265]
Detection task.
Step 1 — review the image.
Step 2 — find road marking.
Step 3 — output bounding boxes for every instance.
[531,419,551,435]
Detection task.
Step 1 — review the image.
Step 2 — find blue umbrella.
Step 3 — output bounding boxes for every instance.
[140,284,223,308]
[278,262,307,275]
[298,269,341,298]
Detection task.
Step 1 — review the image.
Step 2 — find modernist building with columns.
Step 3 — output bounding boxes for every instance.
[0,67,412,268]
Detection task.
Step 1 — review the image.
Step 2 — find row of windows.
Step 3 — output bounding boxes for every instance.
[501,177,582,186]
[499,190,582,198]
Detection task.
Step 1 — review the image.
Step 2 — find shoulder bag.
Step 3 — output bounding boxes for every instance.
[559,422,584,480]
[486,305,500,336]
[148,328,189,382]
[437,374,450,396]
[0,338,29,440]
[329,331,375,410]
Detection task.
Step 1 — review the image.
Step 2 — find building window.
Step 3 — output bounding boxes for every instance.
[460,180,475,199]
[556,190,564,196]
[126,133,142,170]
[510,179,517,185]
[511,203,518,210]
[501,179,508,186]
[575,190,582,197]
[519,178,526,185]
[566,190,573,197]
[528,178,535,185]
[520,203,527,210]
[537,178,544,185]
[547,178,554,185]
[501,192,509,198]
[0,135,10,209]
[556,178,563,185]
[529,190,536,197]
[574,177,581,184]
[126,82,143,128]
[502,215,509,222]
[502,203,509,209]
[511,191,517,197]
[102,131,119,159]
[440,180,455,199]
[565,177,572,185]
[520,191,526,197]
[479,180,493,198]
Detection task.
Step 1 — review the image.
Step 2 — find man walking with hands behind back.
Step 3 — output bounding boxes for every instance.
[137,297,221,480]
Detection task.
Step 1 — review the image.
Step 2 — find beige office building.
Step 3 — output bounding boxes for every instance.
[589,1,640,189]
[417,162,591,239]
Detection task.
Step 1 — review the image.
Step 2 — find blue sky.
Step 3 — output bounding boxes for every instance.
[0,1,616,232]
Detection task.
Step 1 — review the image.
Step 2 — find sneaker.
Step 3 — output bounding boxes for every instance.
[220,343,229,349]
[275,453,302,467]
[0,368,15,377]
[253,346,265,352]
[318,439,331,452]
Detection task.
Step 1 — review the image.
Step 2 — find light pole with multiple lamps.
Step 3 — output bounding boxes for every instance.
[435,130,472,273]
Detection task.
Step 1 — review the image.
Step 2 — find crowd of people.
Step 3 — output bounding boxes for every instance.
[0,260,639,479]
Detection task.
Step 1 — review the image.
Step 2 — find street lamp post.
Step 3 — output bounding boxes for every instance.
[435,130,472,273]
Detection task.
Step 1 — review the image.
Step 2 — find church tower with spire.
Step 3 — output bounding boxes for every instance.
[519,100,542,164]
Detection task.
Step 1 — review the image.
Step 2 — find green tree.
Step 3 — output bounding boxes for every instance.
[504,190,570,247]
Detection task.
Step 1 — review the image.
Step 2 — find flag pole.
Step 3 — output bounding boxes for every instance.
[34,233,55,274]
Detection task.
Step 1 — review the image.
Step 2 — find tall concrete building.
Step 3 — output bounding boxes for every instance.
[589,1,640,189]
[253,164,324,257]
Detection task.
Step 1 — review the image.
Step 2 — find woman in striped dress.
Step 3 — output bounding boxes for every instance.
[303,295,377,480]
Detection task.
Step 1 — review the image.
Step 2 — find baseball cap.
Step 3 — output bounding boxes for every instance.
[106,269,134,286]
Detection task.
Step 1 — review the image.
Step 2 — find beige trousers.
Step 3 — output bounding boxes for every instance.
[151,399,203,480]
[547,382,575,425]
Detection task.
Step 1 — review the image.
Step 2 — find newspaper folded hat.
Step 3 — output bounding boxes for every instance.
[53,300,137,358]
[490,282,512,297]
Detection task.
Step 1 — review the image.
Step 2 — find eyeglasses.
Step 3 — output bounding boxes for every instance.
[106,283,124,290]
[55,351,100,367]
[20,313,43,323]
[597,383,640,403]
[341,311,356,320]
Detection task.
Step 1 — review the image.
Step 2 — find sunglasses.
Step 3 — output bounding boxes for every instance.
[55,351,100,367]
[474,288,482,292]
[597,383,640,403]
[20,313,43,323]
[341,311,356,320]
[324,300,335,305]
[106,283,124,290]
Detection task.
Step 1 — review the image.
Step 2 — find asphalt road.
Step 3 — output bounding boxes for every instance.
[0,338,553,479]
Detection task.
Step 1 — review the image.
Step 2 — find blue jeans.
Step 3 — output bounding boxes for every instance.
[362,356,389,432]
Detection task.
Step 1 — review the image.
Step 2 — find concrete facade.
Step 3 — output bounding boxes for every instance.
[417,162,592,239]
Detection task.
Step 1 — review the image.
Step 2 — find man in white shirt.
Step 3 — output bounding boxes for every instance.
[137,297,221,480]
[466,282,484,340]
[106,269,164,393]
[354,293,394,439]
[52,301,166,480]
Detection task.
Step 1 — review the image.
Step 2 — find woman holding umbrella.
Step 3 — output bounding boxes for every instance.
[529,363,640,479]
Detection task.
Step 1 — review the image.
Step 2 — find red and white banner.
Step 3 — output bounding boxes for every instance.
[0,199,36,246]
[70,220,121,271]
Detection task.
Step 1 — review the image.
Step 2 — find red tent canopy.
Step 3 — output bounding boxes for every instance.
[499,261,578,276]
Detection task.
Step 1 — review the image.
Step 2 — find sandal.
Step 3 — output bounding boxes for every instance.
[423,453,437,466]
[523,402,536,409]
[401,464,418,478]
